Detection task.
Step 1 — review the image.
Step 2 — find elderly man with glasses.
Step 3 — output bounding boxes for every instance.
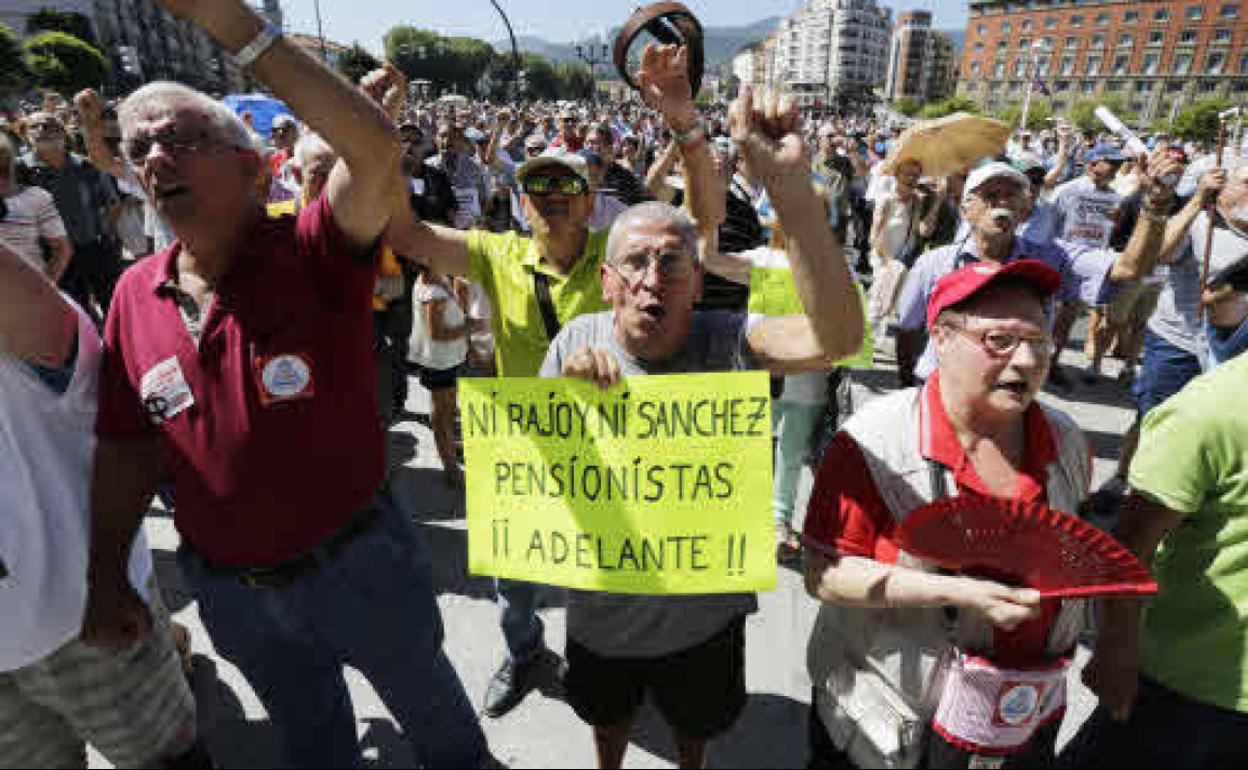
[388,43,728,721]
[542,86,862,770]
[78,1,489,766]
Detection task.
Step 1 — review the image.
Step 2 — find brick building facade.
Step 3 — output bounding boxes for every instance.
[959,0,1248,124]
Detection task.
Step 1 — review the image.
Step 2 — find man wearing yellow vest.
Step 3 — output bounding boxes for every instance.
[388,43,726,719]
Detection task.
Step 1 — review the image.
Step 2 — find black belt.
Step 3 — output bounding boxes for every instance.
[194,504,383,588]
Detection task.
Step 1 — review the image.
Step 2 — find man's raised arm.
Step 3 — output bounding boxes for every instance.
[155,0,399,251]
[735,88,864,370]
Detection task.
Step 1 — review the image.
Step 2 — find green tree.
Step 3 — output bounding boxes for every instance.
[337,43,379,85]
[892,97,922,117]
[919,97,980,120]
[555,62,593,100]
[519,52,559,100]
[0,23,29,98]
[1064,96,1134,133]
[1173,97,1235,143]
[25,8,96,47]
[998,99,1052,130]
[23,31,108,96]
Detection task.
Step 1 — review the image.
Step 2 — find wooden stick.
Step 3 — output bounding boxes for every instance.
[1198,119,1228,322]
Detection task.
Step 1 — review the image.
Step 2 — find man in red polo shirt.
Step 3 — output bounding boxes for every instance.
[802,261,1095,768]
[78,1,487,767]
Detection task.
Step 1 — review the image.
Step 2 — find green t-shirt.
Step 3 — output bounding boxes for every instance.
[1129,352,1248,712]
[467,229,611,378]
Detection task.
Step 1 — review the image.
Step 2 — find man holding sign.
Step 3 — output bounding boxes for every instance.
[534,88,863,769]
[388,44,729,720]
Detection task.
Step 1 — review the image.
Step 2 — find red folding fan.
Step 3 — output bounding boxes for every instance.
[894,496,1158,599]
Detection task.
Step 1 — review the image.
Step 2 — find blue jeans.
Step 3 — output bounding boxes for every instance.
[773,401,825,525]
[496,578,544,663]
[1132,329,1202,417]
[1064,676,1248,768]
[178,493,487,768]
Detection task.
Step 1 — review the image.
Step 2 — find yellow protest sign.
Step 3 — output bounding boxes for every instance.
[460,373,776,594]
[747,266,875,369]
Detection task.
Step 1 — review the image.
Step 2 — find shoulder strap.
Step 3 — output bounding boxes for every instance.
[533,272,561,341]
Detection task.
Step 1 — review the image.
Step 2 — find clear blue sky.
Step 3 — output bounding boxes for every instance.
[279,0,968,54]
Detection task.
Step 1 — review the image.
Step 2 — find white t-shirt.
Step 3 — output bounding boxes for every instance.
[0,301,152,671]
[409,280,469,370]
[0,187,66,270]
[1052,176,1122,250]
[740,246,829,406]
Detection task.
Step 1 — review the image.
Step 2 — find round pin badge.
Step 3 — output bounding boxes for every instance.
[263,355,311,398]
[997,684,1040,726]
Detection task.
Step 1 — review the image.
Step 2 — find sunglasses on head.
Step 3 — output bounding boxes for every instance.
[522,175,588,196]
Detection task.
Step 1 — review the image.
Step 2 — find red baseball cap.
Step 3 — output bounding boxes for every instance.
[927,260,1062,330]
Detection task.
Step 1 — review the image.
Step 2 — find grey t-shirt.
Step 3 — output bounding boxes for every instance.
[539,310,762,658]
[1150,212,1248,360]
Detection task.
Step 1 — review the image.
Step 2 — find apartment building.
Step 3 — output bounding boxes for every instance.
[767,0,891,109]
[959,0,1248,122]
[885,10,957,102]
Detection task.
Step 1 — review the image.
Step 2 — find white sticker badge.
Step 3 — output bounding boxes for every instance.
[140,356,195,425]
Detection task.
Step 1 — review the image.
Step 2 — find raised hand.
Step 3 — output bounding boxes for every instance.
[73,88,106,130]
[360,61,406,121]
[636,44,695,130]
[727,86,809,188]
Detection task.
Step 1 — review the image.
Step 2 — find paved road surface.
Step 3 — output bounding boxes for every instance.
[90,331,1134,768]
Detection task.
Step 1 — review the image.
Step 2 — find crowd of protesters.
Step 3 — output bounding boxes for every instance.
[4,1,1248,768]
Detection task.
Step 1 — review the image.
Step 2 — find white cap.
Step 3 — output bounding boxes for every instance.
[963,161,1031,204]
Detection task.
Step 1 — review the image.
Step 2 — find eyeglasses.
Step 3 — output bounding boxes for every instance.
[522,175,588,196]
[608,251,695,287]
[525,144,547,154]
[122,130,233,165]
[943,324,1055,359]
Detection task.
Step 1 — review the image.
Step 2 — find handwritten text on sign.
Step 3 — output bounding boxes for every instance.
[461,373,776,594]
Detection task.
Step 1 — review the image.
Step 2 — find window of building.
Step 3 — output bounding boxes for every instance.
[1154,9,1170,22]
[1214,28,1233,43]
[1118,33,1133,48]
[1023,19,1035,31]
[1142,52,1160,73]
[1096,12,1110,25]
[1091,34,1105,47]
[1135,80,1153,93]
[1188,6,1205,20]
[1209,52,1227,73]
[1055,79,1071,91]
[976,23,988,35]
[995,60,1007,77]
[1113,55,1130,74]
[1081,80,1097,93]
[1148,32,1164,46]
[1124,10,1139,23]
[967,81,980,92]
[1241,53,1248,72]
[1053,100,1068,111]
[1065,36,1079,48]
[1045,16,1058,28]
[971,60,983,75]
[1039,55,1052,75]
[1167,81,1185,92]
[1061,55,1075,74]
[1106,80,1124,92]
[1179,30,1197,45]
[1221,5,1240,19]
[974,41,985,52]
[1019,37,1032,49]
[1086,55,1102,75]
[1002,20,1013,33]
[1069,14,1083,27]
[1009,81,1023,92]
[1014,58,1026,76]
[998,40,1010,50]
[1200,80,1220,92]
[1173,52,1192,74]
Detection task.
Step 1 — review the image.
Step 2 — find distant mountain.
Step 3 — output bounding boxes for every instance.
[494,16,782,74]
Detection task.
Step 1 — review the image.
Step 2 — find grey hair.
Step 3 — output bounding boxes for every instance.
[117,81,251,151]
[605,202,700,265]
[292,131,334,170]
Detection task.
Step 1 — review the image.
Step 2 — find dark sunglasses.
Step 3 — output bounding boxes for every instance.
[522,175,588,196]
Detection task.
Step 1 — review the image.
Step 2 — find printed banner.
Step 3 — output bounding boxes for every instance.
[461,373,776,594]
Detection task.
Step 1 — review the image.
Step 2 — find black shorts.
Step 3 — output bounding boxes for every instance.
[414,363,462,391]
[565,616,746,739]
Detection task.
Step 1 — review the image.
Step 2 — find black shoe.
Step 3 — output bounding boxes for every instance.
[483,648,565,718]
